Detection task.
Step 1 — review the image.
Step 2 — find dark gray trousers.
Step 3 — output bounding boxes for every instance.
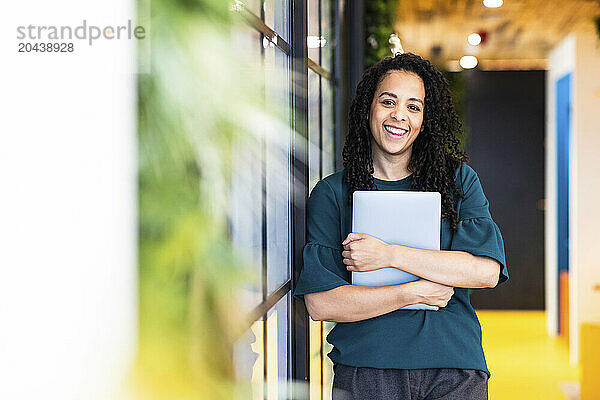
[332,364,488,400]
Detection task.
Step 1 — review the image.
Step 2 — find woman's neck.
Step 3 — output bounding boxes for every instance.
[371,147,412,181]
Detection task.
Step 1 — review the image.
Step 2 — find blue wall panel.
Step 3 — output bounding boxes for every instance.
[556,74,571,274]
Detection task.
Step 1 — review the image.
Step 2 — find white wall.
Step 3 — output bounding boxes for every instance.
[547,23,600,364]
[0,1,138,399]
[571,22,600,365]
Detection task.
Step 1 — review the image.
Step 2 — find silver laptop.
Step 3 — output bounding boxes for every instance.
[351,190,441,310]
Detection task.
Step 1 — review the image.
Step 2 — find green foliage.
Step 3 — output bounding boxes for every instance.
[364,0,399,68]
[443,71,469,150]
[135,0,267,398]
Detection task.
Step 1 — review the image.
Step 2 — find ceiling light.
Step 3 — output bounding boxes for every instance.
[483,0,503,8]
[468,33,482,46]
[460,55,478,69]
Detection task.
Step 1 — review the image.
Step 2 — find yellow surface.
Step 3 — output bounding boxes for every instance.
[580,323,600,400]
[307,311,581,399]
[309,319,335,400]
[479,310,580,400]
[249,320,263,400]
[309,318,322,400]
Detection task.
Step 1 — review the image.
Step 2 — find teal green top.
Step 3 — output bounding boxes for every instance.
[294,163,508,377]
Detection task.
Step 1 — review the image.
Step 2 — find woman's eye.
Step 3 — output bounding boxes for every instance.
[381,100,394,106]
[408,104,421,112]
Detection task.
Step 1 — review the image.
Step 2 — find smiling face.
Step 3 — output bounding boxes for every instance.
[368,70,425,161]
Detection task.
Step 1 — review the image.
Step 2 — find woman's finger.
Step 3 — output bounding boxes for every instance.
[342,232,365,246]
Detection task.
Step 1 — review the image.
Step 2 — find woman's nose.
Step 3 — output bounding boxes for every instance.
[391,107,407,121]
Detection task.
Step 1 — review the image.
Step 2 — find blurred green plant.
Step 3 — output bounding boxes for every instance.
[443,71,469,150]
[134,0,268,398]
[364,0,399,68]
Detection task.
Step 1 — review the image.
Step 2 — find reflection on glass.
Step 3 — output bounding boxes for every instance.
[234,320,264,400]
[235,297,291,400]
[322,321,336,400]
[309,306,335,400]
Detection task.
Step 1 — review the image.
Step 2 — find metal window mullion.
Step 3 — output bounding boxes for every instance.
[290,0,309,394]
[260,7,269,389]
[317,6,324,398]
[332,0,341,171]
[244,280,292,329]
[319,74,323,182]
[318,0,322,67]
[238,4,291,55]
[308,58,334,82]
[286,11,294,382]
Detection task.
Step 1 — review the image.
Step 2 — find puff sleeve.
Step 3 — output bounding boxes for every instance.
[293,180,350,299]
[451,165,509,285]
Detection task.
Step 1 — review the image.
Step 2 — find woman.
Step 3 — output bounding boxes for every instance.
[294,53,508,399]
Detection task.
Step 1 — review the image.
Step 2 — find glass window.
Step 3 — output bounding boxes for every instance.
[231,136,263,311]
[307,0,320,63]
[264,0,290,44]
[321,0,333,73]
[233,2,339,399]
[265,46,292,294]
[233,25,262,75]
[266,293,291,399]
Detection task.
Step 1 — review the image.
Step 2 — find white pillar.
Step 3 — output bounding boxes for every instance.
[0,1,138,398]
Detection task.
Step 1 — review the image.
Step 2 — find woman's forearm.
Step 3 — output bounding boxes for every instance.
[304,283,419,323]
[388,246,500,288]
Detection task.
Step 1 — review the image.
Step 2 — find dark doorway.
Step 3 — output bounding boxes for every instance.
[464,70,545,310]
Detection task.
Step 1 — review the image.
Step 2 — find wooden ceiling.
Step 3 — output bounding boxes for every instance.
[393,0,600,70]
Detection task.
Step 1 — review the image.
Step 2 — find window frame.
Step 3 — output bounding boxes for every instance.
[233,1,339,398]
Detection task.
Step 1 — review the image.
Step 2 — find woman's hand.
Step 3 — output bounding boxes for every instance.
[342,233,393,272]
[409,280,454,308]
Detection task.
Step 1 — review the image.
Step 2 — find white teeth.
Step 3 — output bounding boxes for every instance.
[384,125,408,135]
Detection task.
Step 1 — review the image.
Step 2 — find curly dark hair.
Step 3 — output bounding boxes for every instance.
[342,52,468,230]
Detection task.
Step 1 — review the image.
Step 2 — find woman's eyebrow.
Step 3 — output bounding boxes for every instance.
[378,92,424,105]
[378,91,397,98]
[409,98,424,105]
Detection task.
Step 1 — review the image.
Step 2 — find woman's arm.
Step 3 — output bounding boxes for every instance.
[386,246,500,288]
[341,233,500,289]
[304,280,454,323]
